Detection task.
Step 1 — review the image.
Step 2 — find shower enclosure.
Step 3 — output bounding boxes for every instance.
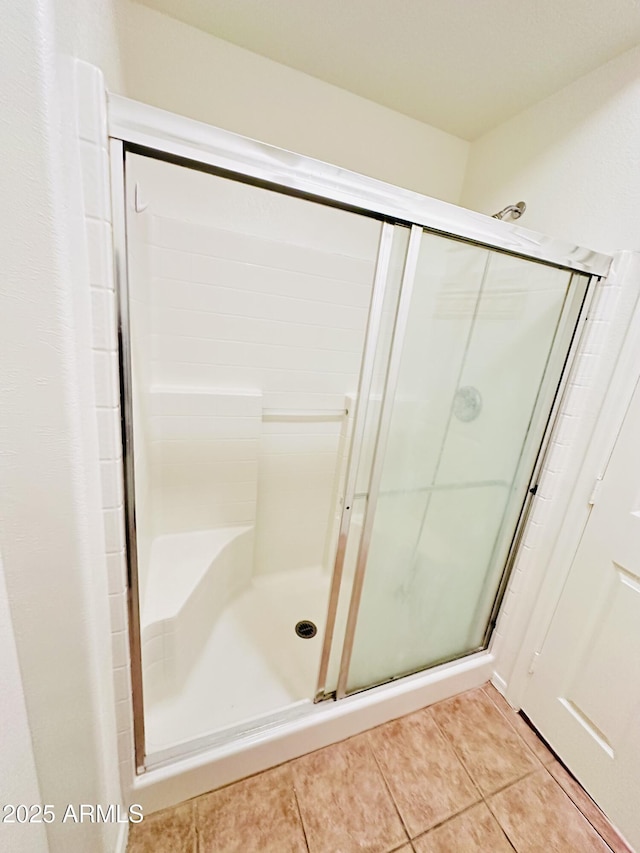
[110,100,607,771]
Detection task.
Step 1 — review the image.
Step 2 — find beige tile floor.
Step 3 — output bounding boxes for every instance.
[128,684,634,853]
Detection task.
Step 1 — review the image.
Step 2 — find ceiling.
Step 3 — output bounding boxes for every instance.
[137,0,640,140]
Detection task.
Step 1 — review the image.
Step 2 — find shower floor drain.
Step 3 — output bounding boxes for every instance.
[295,620,317,639]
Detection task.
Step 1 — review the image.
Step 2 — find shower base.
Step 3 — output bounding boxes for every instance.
[143,564,331,755]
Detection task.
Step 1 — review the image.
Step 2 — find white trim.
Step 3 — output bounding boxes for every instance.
[114,821,129,853]
[493,251,640,708]
[107,94,611,277]
[73,59,135,813]
[490,672,509,701]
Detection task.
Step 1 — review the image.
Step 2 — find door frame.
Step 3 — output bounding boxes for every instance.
[108,95,609,277]
[107,93,614,774]
[331,250,594,700]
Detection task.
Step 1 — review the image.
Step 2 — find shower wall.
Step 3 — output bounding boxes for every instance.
[127,154,382,616]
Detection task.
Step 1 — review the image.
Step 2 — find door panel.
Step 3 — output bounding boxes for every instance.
[340,228,588,695]
[124,152,388,756]
[522,375,640,848]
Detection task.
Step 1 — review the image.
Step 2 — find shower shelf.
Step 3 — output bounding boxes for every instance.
[147,387,348,424]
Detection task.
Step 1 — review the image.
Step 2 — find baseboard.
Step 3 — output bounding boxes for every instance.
[114,821,129,853]
[490,672,509,698]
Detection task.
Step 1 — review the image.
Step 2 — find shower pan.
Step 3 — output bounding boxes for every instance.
[108,97,610,776]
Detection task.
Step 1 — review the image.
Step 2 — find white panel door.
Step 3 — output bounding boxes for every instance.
[522,374,640,848]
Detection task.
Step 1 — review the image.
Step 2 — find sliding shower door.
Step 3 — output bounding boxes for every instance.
[119,141,594,764]
[335,228,589,696]
[122,151,411,759]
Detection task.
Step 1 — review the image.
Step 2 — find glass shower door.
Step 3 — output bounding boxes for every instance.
[123,151,397,758]
[337,227,589,696]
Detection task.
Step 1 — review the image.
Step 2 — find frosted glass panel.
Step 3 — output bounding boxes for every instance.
[345,232,585,693]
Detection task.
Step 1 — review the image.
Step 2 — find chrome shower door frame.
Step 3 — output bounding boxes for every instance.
[108,94,612,772]
[314,222,396,699]
[334,225,423,699]
[110,137,146,771]
[334,257,596,699]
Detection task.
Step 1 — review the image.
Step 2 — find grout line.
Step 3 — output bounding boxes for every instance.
[540,763,618,853]
[411,799,519,853]
[426,693,544,849]
[154,270,372,308]
[364,736,412,843]
[145,326,365,356]
[484,688,627,852]
[481,683,514,716]
[148,234,376,275]
[146,357,358,377]
[483,792,520,852]
[291,784,311,852]
[481,685,549,766]
[191,800,199,853]
[146,299,364,333]
[426,706,484,803]
[482,766,540,800]
[414,799,482,836]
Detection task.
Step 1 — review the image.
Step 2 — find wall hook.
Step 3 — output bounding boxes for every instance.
[134,182,149,213]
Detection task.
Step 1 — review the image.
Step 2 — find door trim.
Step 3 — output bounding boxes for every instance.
[493,252,640,708]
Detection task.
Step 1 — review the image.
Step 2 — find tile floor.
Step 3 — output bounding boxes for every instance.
[127,684,634,853]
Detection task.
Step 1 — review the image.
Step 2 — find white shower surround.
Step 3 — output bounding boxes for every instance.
[141,526,254,725]
[72,60,637,817]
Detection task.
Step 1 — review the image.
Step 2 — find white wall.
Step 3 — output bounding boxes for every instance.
[461,44,640,254]
[0,3,486,835]
[119,2,469,203]
[55,0,126,91]
[126,153,381,580]
[0,2,124,852]
[0,553,48,853]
